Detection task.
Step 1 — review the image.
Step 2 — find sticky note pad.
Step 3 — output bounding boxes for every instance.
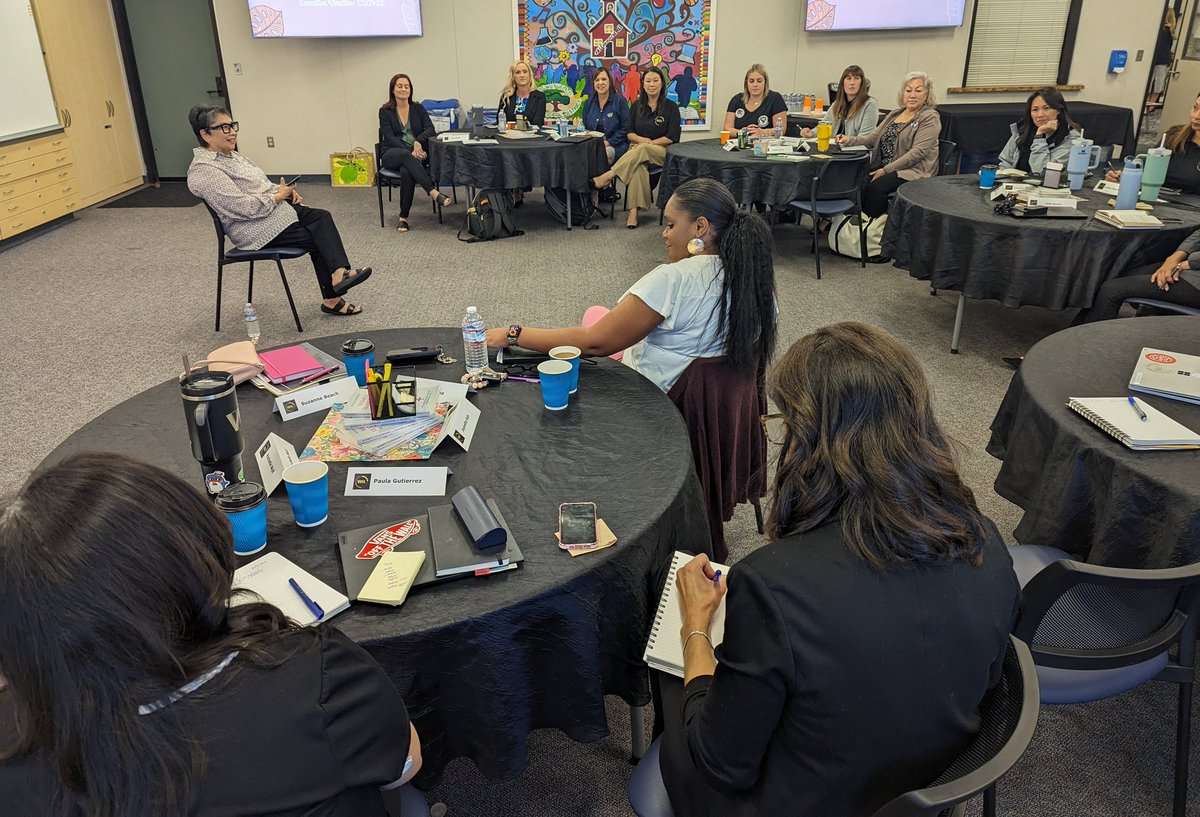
[357,550,426,606]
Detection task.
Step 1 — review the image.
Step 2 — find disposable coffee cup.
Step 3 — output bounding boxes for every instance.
[537,360,572,411]
[549,345,582,394]
[719,130,731,145]
[978,164,998,189]
[341,339,374,387]
[215,481,268,556]
[283,461,330,528]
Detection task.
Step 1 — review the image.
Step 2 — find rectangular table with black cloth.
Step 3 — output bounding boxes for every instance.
[936,101,1137,159]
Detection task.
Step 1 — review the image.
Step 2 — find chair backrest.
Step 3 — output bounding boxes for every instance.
[937,139,959,176]
[201,199,230,259]
[868,636,1040,817]
[1014,557,1200,671]
[812,153,870,202]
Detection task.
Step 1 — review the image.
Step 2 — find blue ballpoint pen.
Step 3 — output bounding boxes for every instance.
[288,577,325,621]
[710,568,722,586]
[1128,396,1148,421]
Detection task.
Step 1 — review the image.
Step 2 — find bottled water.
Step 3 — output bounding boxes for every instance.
[461,307,488,374]
[497,108,507,132]
[243,303,261,344]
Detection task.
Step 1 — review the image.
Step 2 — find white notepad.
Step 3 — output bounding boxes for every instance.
[232,551,351,626]
[1066,397,1200,450]
[643,551,730,678]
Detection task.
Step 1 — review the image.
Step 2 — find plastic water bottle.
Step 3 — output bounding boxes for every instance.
[243,303,261,344]
[462,307,488,374]
[497,108,507,132]
[1115,157,1143,210]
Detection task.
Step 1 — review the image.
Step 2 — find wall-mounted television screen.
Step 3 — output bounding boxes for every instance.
[248,0,422,38]
[806,0,965,31]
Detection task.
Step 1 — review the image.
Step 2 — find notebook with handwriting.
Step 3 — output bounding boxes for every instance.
[643,551,730,678]
[1066,397,1200,450]
[232,551,350,626]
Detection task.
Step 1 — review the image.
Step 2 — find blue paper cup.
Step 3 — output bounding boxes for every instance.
[978,164,998,189]
[549,345,581,394]
[283,461,329,528]
[537,360,573,411]
[341,338,375,387]
[215,481,268,556]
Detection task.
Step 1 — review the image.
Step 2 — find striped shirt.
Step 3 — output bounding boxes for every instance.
[187,147,297,250]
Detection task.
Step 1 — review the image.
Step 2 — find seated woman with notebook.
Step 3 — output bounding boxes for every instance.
[648,323,1021,817]
[1074,225,1200,322]
[0,453,422,817]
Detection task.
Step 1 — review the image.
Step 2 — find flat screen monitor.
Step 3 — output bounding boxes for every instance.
[806,0,965,31]
[249,0,422,38]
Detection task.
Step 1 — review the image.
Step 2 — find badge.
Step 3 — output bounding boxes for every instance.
[735,107,745,118]
[655,115,665,126]
[758,115,769,127]
[606,111,613,118]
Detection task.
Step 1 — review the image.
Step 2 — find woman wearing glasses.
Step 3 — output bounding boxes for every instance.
[641,323,1020,817]
[186,105,373,316]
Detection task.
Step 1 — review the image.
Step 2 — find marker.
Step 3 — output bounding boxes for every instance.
[288,577,325,621]
[1128,396,1148,421]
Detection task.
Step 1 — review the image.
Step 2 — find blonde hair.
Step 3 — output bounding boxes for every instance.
[741,63,770,105]
[501,60,533,107]
[897,71,935,108]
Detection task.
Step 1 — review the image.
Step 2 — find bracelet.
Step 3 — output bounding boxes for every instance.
[683,630,713,653]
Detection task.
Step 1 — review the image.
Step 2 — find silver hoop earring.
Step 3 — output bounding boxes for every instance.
[687,237,706,256]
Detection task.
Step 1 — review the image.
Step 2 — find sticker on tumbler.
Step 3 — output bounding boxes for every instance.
[205,470,230,495]
[356,518,422,560]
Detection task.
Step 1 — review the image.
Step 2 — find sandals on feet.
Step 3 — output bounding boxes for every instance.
[331,267,372,296]
[435,194,452,208]
[397,218,410,232]
[321,298,362,316]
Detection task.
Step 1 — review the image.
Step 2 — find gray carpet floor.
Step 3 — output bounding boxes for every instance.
[0,183,1192,816]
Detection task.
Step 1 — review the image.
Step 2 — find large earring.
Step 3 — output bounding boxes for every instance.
[687,237,706,256]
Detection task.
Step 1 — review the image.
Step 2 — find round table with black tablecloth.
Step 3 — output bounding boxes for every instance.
[656,138,839,210]
[428,130,609,196]
[39,328,710,783]
[987,317,1200,568]
[882,176,1200,351]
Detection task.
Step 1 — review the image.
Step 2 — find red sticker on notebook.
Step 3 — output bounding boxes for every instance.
[356,518,421,559]
[1146,352,1177,364]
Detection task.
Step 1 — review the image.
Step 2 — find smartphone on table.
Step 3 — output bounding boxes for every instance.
[558,502,597,548]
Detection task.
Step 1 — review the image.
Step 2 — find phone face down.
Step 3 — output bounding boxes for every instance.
[558,502,597,547]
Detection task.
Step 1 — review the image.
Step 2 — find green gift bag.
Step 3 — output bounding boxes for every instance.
[329,147,375,187]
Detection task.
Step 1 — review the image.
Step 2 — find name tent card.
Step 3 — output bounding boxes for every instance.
[344,466,449,496]
[434,398,481,452]
[253,432,299,495]
[274,376,359,421]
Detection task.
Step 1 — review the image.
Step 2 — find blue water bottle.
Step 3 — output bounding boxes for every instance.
[1115,157,1143,211]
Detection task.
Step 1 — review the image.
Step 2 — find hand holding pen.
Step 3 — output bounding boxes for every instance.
[675,553,726,635]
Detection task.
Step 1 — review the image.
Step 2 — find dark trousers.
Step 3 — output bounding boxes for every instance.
[652,671,739,817]
[1073,263,1200,324]
[381,147,436,218]
[862,171,905,218]
[262,203,349,299]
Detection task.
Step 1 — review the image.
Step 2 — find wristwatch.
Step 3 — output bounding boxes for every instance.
[506,324,522,347]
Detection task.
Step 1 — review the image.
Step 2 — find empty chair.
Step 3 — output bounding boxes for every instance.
[787,153,870,279]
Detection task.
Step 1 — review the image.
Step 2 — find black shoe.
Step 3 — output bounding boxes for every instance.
[1001,356,1023,370]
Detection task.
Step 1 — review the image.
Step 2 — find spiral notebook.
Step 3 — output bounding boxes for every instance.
[643,551,730,678]
[1066,397,1200,450]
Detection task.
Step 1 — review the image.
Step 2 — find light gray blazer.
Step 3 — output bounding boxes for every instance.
[819,97,879,139]
[997,123,1079,176]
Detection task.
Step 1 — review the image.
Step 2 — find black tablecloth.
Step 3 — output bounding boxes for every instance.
[40,329,710,782]
[937,101,1136,156]
[988,317,1200,568]
[428,131,608,193]
[657,138,843,209]
[883,176,1200,309]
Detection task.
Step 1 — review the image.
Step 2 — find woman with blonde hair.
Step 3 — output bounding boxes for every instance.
[802,64,878,139]
[722,63,787,136]
[498,60,546,127]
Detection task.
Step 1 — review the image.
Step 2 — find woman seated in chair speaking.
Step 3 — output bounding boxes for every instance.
[498,60,546,127]
[379,73,453,233]
[997,87,1080,177]
[186,105,372,316]
[837,70,941,218]
[722,63,788,137]
[582,65,630,164]
[649,323,1020,817]
[484,177,776,395]
[0,453,422,816]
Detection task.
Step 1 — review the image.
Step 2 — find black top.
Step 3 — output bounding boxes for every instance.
[0,630,412,817]
[1166,138,1200,193]
[1155,25,1174,66]
[661,519,1021,817]
[725,91,787,130]
[498,90,547,127]
[630,100,682,143]
[380,103,436,152]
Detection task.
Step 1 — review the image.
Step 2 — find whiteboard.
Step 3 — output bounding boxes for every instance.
[0,0,60,142]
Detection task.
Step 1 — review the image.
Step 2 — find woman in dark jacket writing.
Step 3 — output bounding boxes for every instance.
[379,73,452,232]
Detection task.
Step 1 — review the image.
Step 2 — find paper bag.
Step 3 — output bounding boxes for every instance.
[330,147,375,187]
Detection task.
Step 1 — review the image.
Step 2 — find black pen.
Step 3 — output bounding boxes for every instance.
[288,577,325,621]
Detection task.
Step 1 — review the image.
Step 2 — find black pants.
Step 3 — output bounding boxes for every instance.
[653,671,740,817]
[381,147,436,218]
[862,171,905,218]
[1073,263,1200,324]
[262,203,349,299]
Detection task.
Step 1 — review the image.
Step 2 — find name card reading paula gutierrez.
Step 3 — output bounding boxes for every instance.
[274,376,359,421]
[344,467,449,497]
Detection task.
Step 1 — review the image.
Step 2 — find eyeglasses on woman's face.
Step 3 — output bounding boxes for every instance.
[206,121,239,135]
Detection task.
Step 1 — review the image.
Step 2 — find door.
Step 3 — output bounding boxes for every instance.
[121,0,225,178]
[1165,0,1200,127]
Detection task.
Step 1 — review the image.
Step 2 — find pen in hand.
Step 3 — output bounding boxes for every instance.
[1128,396,1148,421]
[288,577,325,621]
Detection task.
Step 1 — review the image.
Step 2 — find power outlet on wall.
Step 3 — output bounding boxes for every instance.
[233,62,243,75]
[267,137,275,148]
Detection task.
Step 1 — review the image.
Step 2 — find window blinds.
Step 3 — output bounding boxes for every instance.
[965,0,1072,87]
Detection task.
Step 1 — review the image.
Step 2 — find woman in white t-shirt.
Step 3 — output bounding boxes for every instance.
[484,178,777,392]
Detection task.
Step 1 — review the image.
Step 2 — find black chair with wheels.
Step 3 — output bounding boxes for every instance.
[202,200,304,333]
[1009,544,1200,817]
[375,132,454,228]
[786,153,870,279]
[1122,297,1200,317]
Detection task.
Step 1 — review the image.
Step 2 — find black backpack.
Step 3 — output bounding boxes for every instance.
[457,189,523,242]
[544,187,598,228]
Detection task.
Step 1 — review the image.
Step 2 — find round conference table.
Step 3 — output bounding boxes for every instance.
[987,317,1200,568]
[40,328,710,783]
[882,176,1200,352]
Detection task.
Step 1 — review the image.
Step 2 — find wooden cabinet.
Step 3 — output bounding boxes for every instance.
[32,0,142,207]
[0,132,79,240]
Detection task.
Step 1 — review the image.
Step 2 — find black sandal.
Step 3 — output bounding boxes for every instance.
[331,267,372,296]
[397,218,410,232]
[436,194,452,208]
[321,298,362,316]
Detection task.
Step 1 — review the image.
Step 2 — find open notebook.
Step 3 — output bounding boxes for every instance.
[1067,397,1200,450]
[643,551,730,678]
[232,551,350,626]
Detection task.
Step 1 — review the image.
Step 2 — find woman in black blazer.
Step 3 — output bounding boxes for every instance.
[379,73,452,232]
[498,60,546,127]
[653,322,1021,817]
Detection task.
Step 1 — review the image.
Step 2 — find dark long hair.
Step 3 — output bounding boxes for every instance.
[766,322,989,568]
[633,66,670,118]
[1165,93,1200,153]
[669,178,777,372]
[829,65,870,123]
[0,453,316,817]
[383,73,414,111]
[1016,87,1077,149]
